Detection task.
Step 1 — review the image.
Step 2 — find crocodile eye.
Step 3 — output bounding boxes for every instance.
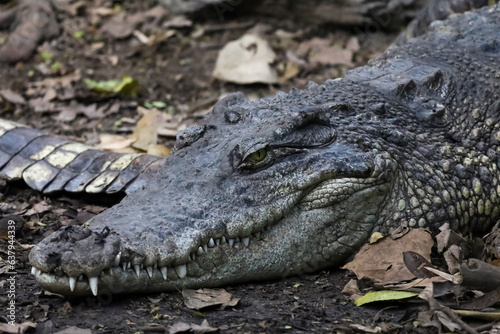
[248,148,267,162]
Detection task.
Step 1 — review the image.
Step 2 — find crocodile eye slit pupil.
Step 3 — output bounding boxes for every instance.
[250,148,266,162]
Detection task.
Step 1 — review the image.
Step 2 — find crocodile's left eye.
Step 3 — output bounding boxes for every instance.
[247,148,267,162]
[240,146,273,169]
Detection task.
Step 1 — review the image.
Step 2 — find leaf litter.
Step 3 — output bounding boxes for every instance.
[342,222,500,333]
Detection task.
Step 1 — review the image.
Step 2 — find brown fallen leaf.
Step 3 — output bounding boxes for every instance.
[403,251,435,278]
[130,107,160,151]
[100,12,138,39]
[169,319,218,334]
[24,201,52,216]
[342,228,434,283]
[182,288,239,310]
[435,223,467,253]
[459,288,500,310]
[98,134,136,152]
[298,37,353,66]
[0,89,26,104]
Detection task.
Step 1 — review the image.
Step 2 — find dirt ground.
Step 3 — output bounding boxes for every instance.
[0,0,438,333]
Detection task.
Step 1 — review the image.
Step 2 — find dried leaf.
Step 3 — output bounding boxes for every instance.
[298,38,353,66]
[24,201,52,216]
[435,310,462,332]
[403,251,435,278]
[130,108,160,151]
[0,89,26,104]
[169,319,218,334]
[435,223,467,253]
[459,288,500,310]
[341,279,361,296]
[182,288,239,310]
[213,34,278,84]
[53,326,92,334]
[98,134,136,152]
[342,228,434,283]
[100,13,138,39]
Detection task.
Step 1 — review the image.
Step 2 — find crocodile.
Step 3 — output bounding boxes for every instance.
[3,1,498,296]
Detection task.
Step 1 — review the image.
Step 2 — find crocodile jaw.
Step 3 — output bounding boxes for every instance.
[31,180,389,296]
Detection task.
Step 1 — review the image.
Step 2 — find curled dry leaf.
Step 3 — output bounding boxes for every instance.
[169,319,218,334]
[343,228,434,283]
[182,288,239,310]
[213,34,278,84]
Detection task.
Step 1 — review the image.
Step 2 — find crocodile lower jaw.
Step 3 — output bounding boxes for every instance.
[30,231,264,296]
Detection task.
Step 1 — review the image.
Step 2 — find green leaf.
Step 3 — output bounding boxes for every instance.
[354,290,419,306]
[74,30,85,39]
[40,51,53,61]
[84,77,139,96]
[51,61,62,70]
[152,101,167,109]
[293,283,301,288]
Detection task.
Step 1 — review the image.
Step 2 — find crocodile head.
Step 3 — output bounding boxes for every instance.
[29,83,399,296]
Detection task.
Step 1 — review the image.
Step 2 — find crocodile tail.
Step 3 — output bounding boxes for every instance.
[396,0,499,44]
[0,119,166,195]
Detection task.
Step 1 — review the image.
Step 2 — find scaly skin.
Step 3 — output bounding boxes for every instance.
[27,4,500,296]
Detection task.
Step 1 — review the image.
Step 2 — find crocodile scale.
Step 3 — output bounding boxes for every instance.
[0,119,164,194]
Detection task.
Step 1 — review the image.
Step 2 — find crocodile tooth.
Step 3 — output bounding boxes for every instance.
[114,252,121,267]
[190,253,196,261]
[69,277,76,292]
[254,232,261,238]
[241,237,250,247]
[208,238,215,247]
[134,264,141,277]
[89,277,98,296]
[160,267,167,280]
[146,266,153,278]
[196,246,204,255]
[36,269,42,276]
[127,262,131,269]
[31,267,36,275]
[175,264,187,278]
[215,238,221,246]
[221,236,227,243]
[228,238,235,247]
[121,262,127,271]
